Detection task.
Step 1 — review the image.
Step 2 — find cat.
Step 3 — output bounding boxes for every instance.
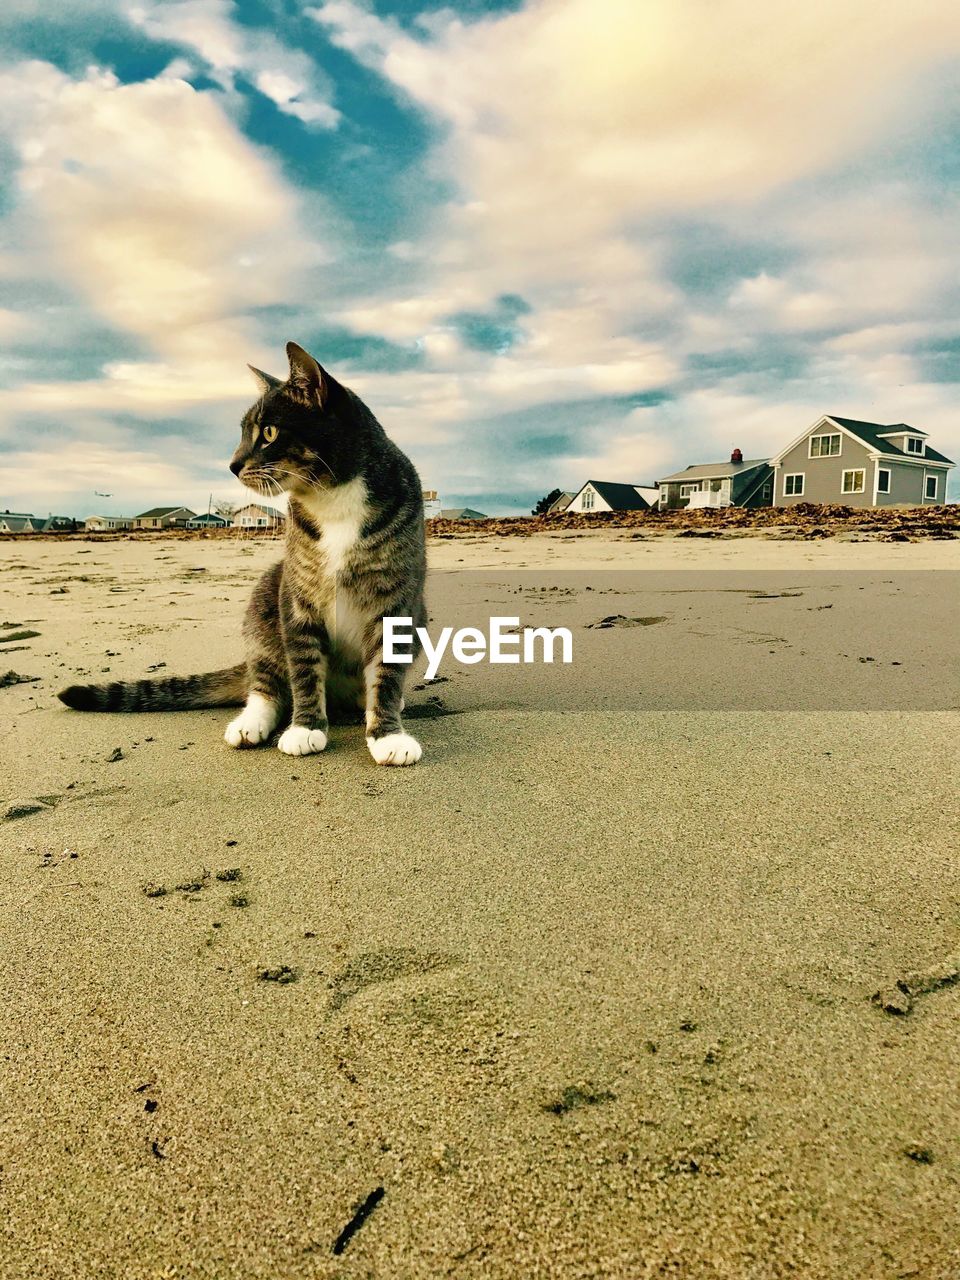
[59,342,428,767]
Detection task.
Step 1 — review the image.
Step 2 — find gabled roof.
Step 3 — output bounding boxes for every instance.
[657,459,770,483]
[0,515,35,530]
[439,507,488,519]
[234,503,284,518]
[135,506,194,519]
[774,416,954,466]
[578,480,652,511]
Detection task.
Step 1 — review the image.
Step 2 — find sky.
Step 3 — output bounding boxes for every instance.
[0,0,958,518]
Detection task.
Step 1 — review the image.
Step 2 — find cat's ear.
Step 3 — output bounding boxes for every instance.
[285,341,326,406]
[248,365,282,394]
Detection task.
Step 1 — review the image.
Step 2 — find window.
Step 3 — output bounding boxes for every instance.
[841,469,865,494]
[784,473,804,496]
[810,433,841,458]
[925,474,938,500]
[877,468,891,494]
[581,488,595,510]
[906,437,924,455]
[679,482,701,497]
[760,478,774,503]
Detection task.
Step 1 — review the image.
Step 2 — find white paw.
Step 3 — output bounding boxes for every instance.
[277,725,328,756]
[367,731,422,767]
[224,694,278,747]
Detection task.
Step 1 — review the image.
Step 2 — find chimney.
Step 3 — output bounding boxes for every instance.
[731,447,743,464]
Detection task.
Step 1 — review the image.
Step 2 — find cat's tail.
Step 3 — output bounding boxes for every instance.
[58,663,248,713]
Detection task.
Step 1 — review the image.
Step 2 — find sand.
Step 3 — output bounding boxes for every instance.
[1,530,959,1279]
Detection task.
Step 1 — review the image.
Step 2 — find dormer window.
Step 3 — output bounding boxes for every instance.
[906,437,924,455]
[810,433,841,457]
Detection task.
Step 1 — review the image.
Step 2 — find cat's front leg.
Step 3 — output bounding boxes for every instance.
[364,654,421,766]
[277,593,330,757]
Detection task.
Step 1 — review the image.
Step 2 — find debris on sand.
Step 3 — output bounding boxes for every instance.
[215,868,242,882]
[141,882,167,898]
[872,956,959,1016]
[0,629,41,644]
[541,1083,616,1116]
[106,747,124,763]
[0,670,40,688]
[256,965,297,984]
[4,801,47,821]
[332,1186,386,1256]
[229,894,249,908]
[423,501,960,541]
[586,615,667,629]
[903,1145,934,1164]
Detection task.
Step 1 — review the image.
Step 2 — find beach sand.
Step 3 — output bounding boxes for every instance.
[1,531,958,1278]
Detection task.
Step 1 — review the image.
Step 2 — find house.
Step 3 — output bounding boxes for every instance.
[422,489,442,519]
[0,511,37,533]
[771,415,955,507]
[85,515,134,532]
[133,506,197,529]
[546,492,575,514]
[566,481,658,514]
[439,507,488,520]
[186,513,230,529]
[658,451,774,510]
[232,503,285,529]
[38,515,78,533]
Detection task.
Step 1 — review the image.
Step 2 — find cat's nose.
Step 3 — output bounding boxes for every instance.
[229,451,246,477]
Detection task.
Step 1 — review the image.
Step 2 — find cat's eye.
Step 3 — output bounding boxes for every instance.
[262,425,278,444]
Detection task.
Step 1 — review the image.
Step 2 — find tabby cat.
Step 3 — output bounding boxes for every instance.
[59,342,428,766]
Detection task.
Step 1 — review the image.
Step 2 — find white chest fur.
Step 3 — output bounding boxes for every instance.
[297,477,370,660]
[299,476,369,581]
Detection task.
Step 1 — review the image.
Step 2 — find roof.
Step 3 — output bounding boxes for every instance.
[439,507,488,519]
[187,512,228,522]
[658,459,771,484]
[826,416,954,465]
[580,481,652,511]
[235,503,284,517]
[135,506,193,519]
[0,516,35,530]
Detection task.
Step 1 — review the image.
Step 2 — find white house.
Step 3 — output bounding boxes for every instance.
[566,480,658,514]
[422,489,442,519]
[85,515,134,531]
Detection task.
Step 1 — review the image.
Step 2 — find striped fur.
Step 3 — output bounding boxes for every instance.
[58,664,247,712]
[60,343,427,765]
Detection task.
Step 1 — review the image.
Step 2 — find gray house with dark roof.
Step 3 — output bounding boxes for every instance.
[566,480,659,513]
[657,452,773,509]
[771,415,954,508]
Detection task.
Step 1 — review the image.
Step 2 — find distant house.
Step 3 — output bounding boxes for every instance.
[771,415,955,508]
[134,506,197,529]
[39,515,78,533]
[232,503,284,529]
[186,513,230,529]
[546,492,575,514]
[422,489,442,519]
[85,515,134,532]
[658,452,774,510]
[439,507,488,520]
[566,481,658,514]
[0,511,37,533]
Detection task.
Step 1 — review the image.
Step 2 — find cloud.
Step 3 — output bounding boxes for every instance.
[126,0,340,127]
[0,60,329,426]
[311,0,960,260]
